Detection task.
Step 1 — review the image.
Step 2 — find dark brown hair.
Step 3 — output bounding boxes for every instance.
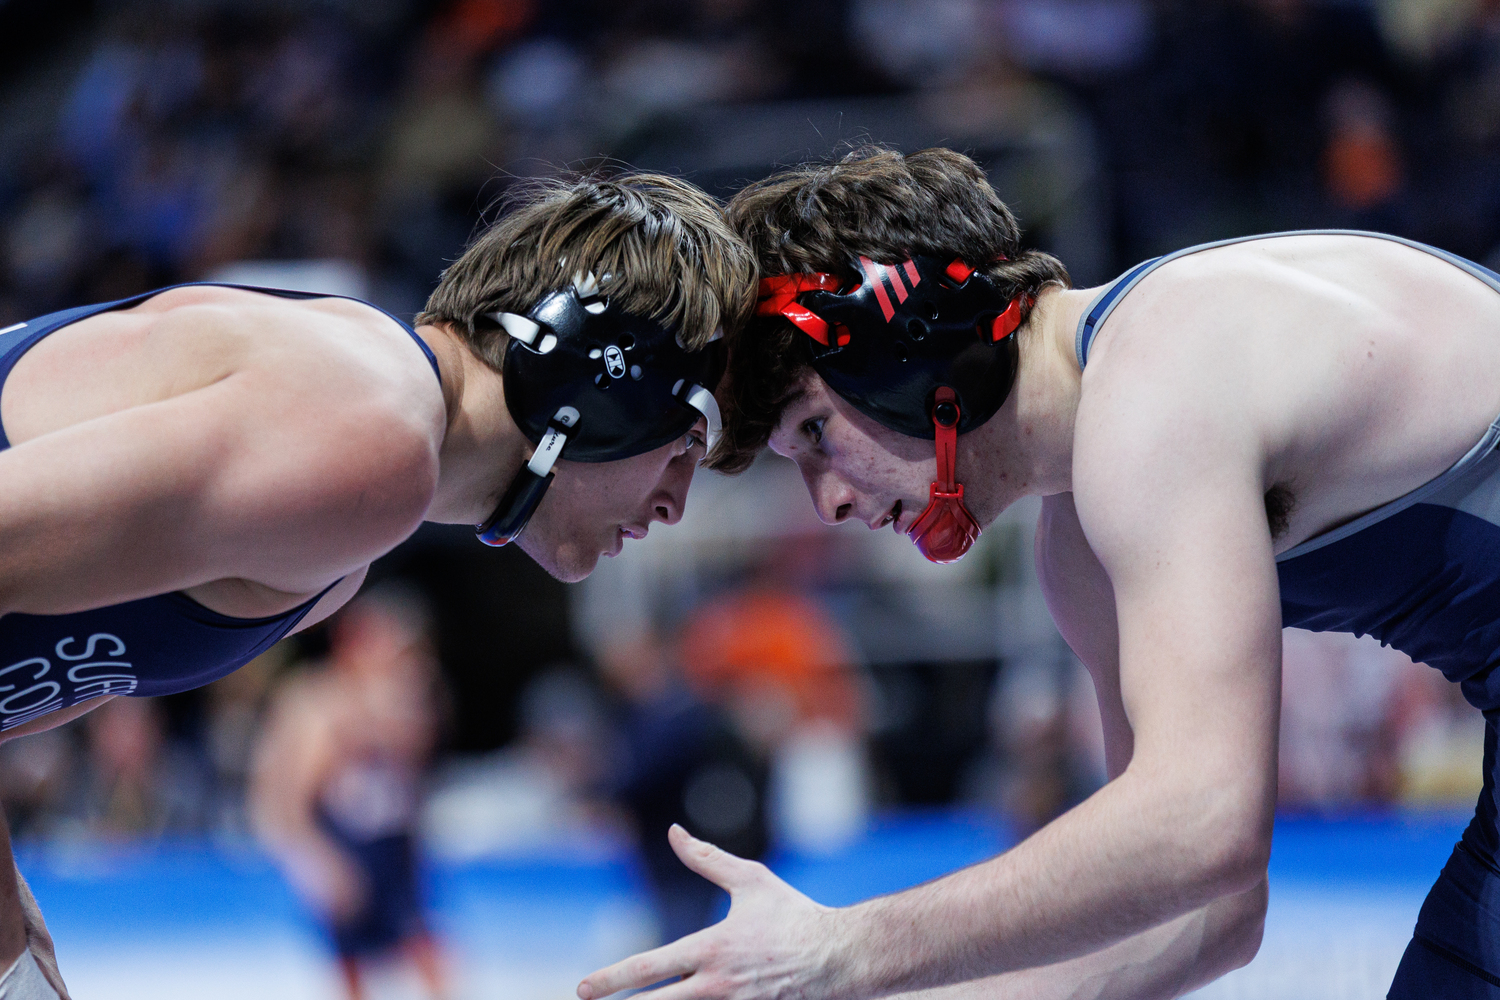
[712,146,1070,473]
[417,172,757,368]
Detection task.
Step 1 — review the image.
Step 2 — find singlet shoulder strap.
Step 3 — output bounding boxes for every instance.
[1072,229,1491,370]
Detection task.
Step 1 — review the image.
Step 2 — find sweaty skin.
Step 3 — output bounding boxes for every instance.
[578,233,1500,1000]
[0,285,709,988]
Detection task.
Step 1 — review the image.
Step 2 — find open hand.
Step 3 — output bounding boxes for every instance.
[578,825,852,1000]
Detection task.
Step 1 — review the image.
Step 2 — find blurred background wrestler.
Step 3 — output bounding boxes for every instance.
[250,590,448,1000]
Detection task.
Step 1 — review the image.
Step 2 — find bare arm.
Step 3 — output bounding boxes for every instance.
[880,493,1266,1000]
[0,364,434,618]
[579,370,1282,999]
[887,882,1265,1000]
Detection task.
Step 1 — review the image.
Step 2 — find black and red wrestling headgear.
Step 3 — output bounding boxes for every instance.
[757,254,1025,563]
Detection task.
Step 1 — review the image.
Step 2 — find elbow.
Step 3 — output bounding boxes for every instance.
[1200,819,1272,897]
[1174,784,1273,899]
[1216,878,1268,975]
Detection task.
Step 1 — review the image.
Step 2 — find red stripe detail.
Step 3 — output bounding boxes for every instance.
[860,256,895,321]
[885,264,908,303]
[903,260,920,286]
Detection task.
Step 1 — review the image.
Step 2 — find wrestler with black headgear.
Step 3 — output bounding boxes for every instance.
[0,172,753,999]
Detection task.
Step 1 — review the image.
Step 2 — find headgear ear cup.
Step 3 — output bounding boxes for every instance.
[476,276,725,546]
[757,255,1022,563]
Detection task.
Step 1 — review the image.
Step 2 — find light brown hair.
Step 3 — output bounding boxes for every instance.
[713,146,1070,473]
[417,172,757,370]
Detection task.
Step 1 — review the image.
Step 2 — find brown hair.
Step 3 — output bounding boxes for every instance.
[417,172,757,368]
[712,146,1070,474]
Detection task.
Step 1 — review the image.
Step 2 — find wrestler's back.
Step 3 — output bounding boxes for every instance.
[0,286,447,621]
[1077,232,1500,552]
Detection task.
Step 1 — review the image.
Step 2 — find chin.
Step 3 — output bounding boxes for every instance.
[516,533,601,583]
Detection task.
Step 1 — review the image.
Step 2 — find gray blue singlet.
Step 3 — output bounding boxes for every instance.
[1077,230,1500,998]
[0,284,440,731]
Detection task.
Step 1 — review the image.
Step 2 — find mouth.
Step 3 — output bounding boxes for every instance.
[605,529,626,557]
[872,500,902,531]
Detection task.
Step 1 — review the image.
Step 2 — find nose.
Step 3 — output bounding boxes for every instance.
[802,465,855,526]
[650,454,697,525]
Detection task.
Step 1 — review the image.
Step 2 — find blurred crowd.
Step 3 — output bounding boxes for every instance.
[1,0,1498,965]
[6,0,1500,323]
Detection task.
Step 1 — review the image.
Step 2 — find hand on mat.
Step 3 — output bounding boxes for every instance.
[577,825,843,1000]
[16,873,69,1000]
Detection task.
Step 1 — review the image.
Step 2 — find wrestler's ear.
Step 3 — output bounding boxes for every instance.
[667,823,763,893]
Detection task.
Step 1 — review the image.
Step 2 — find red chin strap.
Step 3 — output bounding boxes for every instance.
[906,386,981,563]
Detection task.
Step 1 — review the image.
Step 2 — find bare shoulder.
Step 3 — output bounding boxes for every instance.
[3,287,443,596]
[1077,234,1500,554]
[1069,280,1274,588]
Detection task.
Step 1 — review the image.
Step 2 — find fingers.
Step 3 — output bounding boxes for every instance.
[577,938,699,1000]
[668,824,762,893]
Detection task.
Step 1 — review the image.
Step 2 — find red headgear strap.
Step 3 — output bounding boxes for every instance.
[756,273,846,346]
[759,262,1025,350]
[905,386,981,563]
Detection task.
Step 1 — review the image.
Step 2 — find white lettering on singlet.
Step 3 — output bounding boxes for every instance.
[0,634,138,730]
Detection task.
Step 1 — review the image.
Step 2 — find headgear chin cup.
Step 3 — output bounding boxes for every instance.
[905,387,981,563]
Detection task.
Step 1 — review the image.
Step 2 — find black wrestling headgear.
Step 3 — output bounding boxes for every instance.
[757,255,1025,562]
[476,272,724,546]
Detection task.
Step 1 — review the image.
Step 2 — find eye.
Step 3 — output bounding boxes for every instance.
[802,418,825,446]
[684,429,706,452]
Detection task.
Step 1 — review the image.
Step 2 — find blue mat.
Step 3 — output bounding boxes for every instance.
[14,809,1470,944]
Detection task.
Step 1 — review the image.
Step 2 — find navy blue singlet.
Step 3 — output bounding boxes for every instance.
[0,284,441,731]
[1077,231,1500,998]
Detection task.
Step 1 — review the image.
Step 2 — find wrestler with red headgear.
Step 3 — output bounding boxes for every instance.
[579,145,1500,1000]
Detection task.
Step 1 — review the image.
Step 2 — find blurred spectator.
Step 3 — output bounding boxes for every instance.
[1278,629,1484,811]
[250,590,448,1000]
[75,696,210,837]
[1322,77,1408,227]
[678,541,869,852]
[963,656,1105,835]
[0,729,73,839]
[599,634,768,942]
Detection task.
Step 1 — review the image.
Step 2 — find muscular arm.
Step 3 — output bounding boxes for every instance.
[889,884,1265,1000]
[817,387,1282,995]
[579,358,1282,1000]
[0,366,433,617]
[883,493,1267,1000]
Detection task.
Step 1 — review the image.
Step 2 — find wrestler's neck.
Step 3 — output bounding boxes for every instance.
[413,322,529,526]
[966,284,1091,507]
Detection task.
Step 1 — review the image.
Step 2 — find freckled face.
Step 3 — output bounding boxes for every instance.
[518,419,708,582]
[767,375,937,535]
